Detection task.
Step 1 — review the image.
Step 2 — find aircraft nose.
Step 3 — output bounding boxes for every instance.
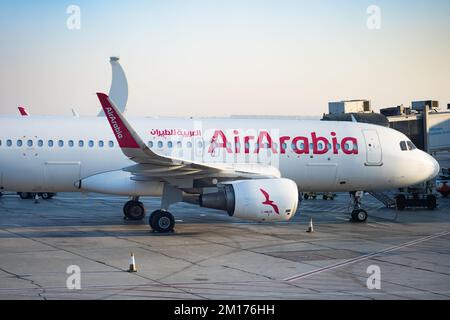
[422,153,440,181]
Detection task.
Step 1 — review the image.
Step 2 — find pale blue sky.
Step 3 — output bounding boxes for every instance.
[1,0,449,116]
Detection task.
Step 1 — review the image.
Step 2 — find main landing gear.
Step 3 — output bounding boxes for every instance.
[349,191,368,223]
[149,210,175,233]
[123,184,182,234]
[148,183,182,233]
[123,197,146,221]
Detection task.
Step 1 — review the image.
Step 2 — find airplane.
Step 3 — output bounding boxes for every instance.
[18,106,29,116]
[19,106,80,118]
[0,93,440,233]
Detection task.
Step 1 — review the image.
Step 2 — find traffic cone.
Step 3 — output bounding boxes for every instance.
[34,194,39,204]
[306,218,314,233]
[128,252,137,272]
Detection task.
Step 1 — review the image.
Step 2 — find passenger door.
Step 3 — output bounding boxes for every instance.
[362,129,382,166]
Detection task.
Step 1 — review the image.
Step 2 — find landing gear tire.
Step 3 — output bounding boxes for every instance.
[41,193,54,200]
[123,201,146,221]
[426,195,437,210]
[19,192,32,200]
[396,195,406,211]
[351,209,368,222]
[149,210,175,233]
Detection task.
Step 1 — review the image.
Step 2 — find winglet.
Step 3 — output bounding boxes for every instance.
[96,93,139,149]
[18,106,29,116]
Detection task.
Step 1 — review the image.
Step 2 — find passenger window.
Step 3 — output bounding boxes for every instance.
[109,141,114,148]
[7,139,12,147]
[79,140,84,147]
[407,141,417,150]
[17,140,23,147]
[318,142,324,150]
[58,140,64,147]
[157,141,163,148]
[177,141,182,148]
[99,140,104,148]
[38,140,43,147]
[89,140,94,148]
[168,141,173,148]
[68,140,74,147]
[27,140,33,147]
[48,140,54,147]
[400,141,407,151]
[187,141,192,148]
[148,141,153,148]
[198,141,203,149]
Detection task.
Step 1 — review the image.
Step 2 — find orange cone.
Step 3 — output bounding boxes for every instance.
[306,218,314,233]
[128,252,137,272]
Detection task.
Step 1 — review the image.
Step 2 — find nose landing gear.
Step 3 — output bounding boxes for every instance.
[351,208,368,222]
[349,191,368,222]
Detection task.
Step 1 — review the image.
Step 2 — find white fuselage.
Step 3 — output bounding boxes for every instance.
[0,116,439,194]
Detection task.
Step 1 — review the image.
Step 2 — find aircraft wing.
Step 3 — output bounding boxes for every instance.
[96,93,280,183]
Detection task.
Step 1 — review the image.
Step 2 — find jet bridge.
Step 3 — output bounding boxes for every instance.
[382,102,450,153]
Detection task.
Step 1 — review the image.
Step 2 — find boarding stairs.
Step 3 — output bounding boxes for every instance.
[369,191,396,208]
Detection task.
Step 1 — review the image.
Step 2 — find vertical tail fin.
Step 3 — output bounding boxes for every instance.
[18,106,29,116]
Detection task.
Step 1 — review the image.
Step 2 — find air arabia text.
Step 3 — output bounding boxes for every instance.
[105,107,123,139]
[208,130,358,155]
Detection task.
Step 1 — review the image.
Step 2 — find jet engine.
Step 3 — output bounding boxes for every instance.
[200,178,299,222]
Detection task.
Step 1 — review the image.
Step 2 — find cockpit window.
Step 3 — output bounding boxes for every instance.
[407,141,417,150]
[400,141,407,151]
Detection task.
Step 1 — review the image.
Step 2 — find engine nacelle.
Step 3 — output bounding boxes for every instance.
[200,178,299,222]
[77,171,164,196]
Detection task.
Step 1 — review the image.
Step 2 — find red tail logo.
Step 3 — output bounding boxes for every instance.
[260,188,279,214]
[18,106,29,116]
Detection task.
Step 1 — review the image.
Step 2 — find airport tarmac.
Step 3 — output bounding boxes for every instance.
[0,191,449,300]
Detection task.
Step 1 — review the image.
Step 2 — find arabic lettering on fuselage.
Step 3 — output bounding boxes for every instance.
[150,129,202,138]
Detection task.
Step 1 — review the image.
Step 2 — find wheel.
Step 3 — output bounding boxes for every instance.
[426,195,437,210]
[19,192,32,199]
[304,194,309,200]
[123,201,145,220]
[149,210,175,233]
[40,193,54,200]
[351,209,368,222]
[396,195,406,211]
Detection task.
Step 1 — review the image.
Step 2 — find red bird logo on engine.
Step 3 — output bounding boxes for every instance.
[260,188,280,214]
